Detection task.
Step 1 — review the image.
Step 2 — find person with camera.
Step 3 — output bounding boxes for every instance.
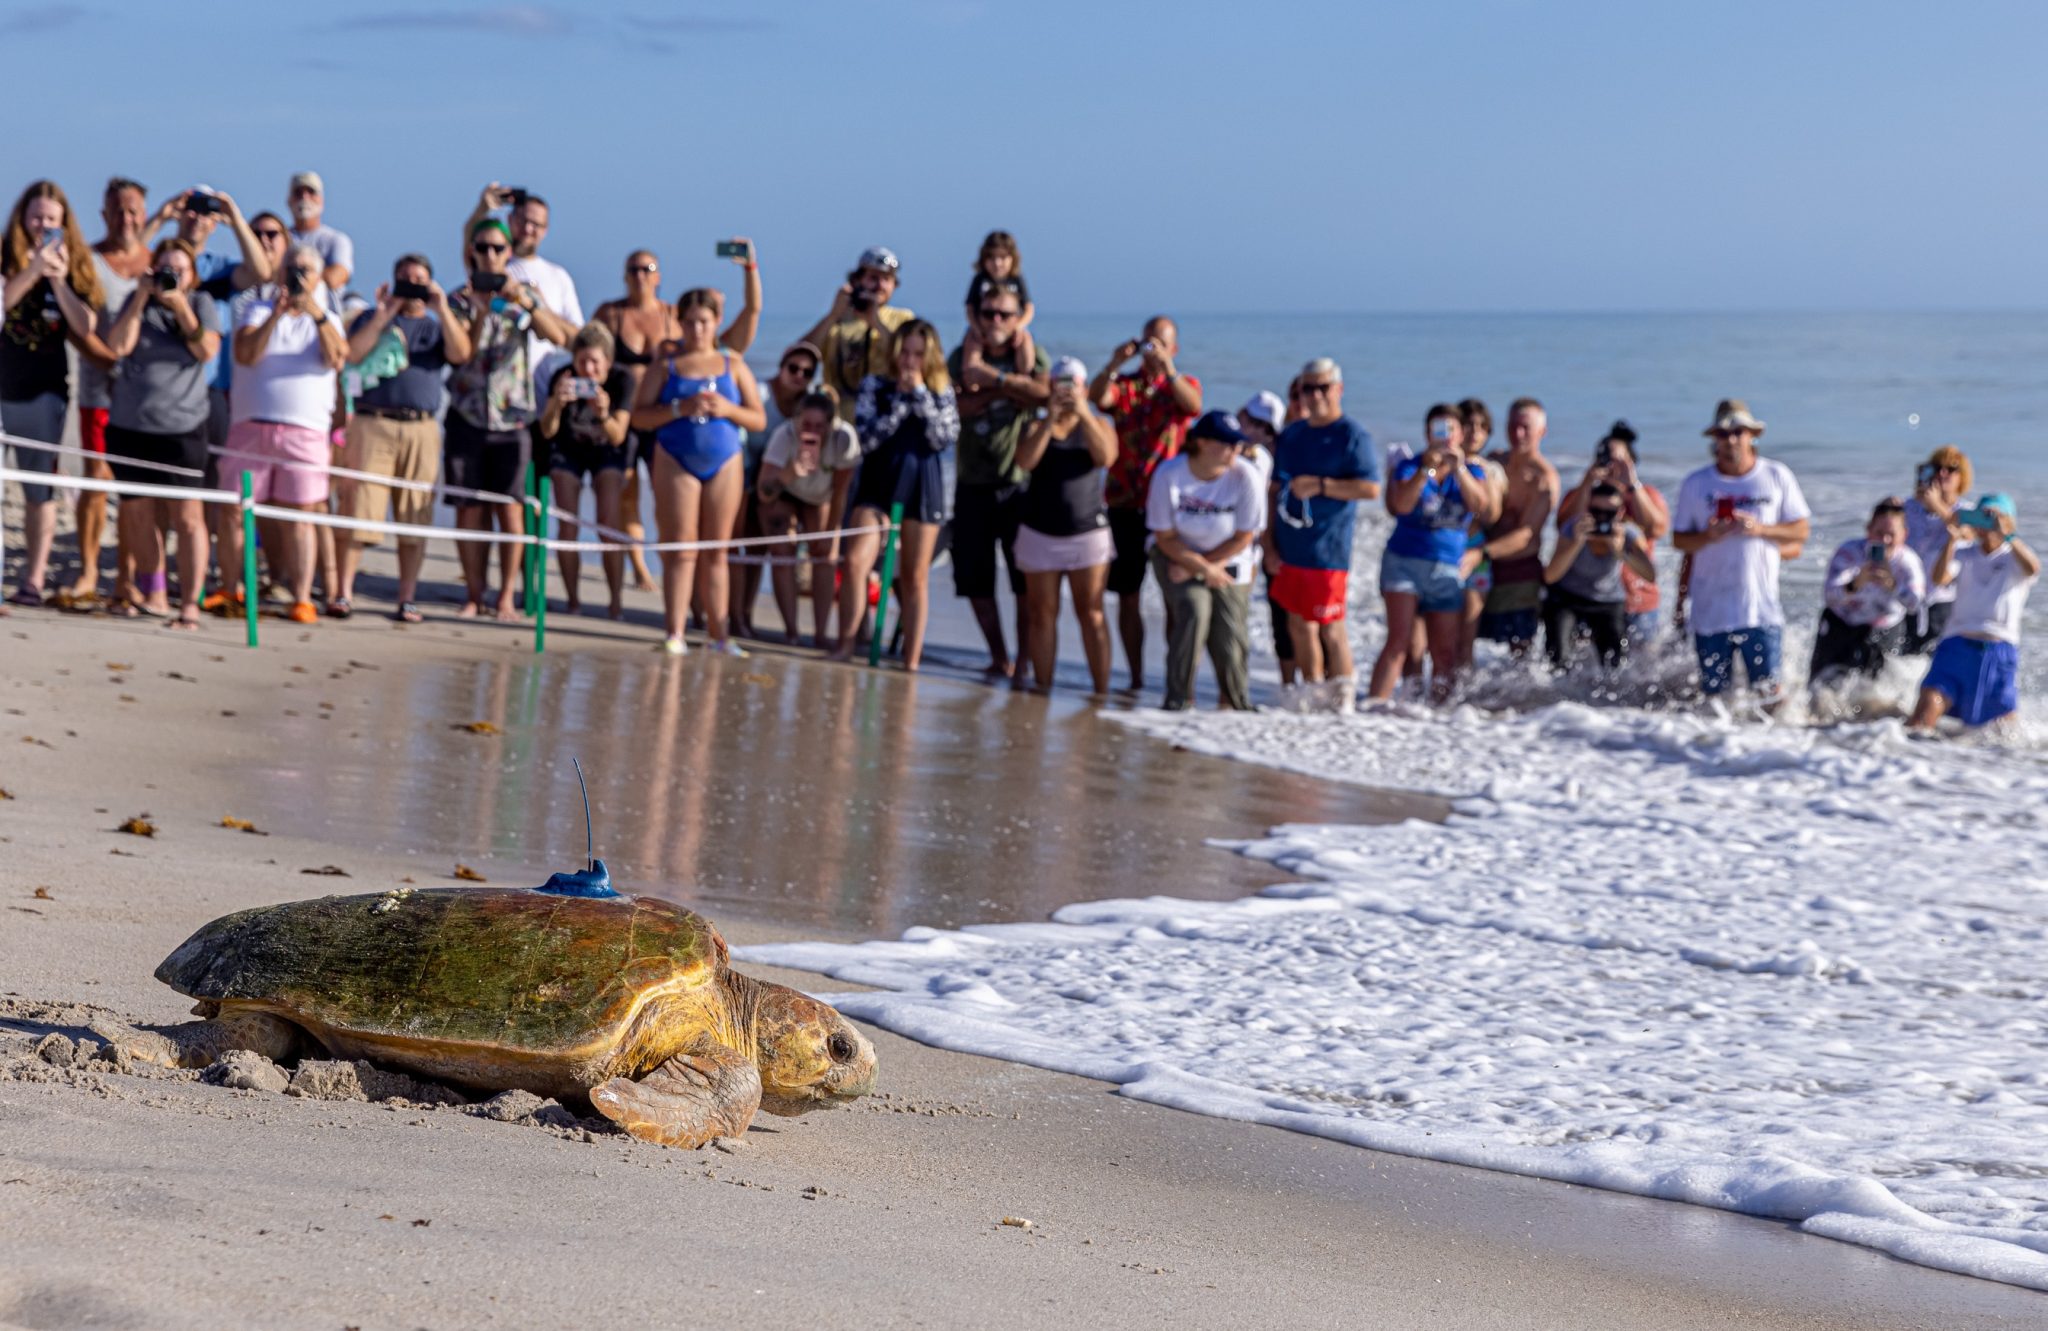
[756,388,861,647]
[1372,404,1499,702]
[627,288,766,657]
[1088,316,1203,691]
[285,172,351,293]
[445,218,574,620]
[539,323,634,619]
[1808,497,1926,691]
[462,184,583,394]
[1541,482,1656,674]
[949,282,1050,681]
[1671,399,1810,702]
[223,245,347,624]
[1555,422,1668,646]
[1147,410,1268,710]
[333,254,470,623]
[1902,445,1971,653]
[1014,357,1116,697]
[1910,494,2038,732]
[830,319,957,671]
[802,246,914,421]
[1263,357,1378,711]
[2,180,111,608]
[101,237,218,628]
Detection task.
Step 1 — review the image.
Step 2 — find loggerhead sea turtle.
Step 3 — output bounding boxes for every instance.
[95,863,877,1148]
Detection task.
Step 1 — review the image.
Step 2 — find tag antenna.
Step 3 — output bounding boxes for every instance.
[573,757,594,871]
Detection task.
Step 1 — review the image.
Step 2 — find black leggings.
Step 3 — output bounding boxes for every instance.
[1542,585,1626,671]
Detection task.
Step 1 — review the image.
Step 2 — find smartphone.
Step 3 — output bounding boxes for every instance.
[1714,497,1736,523]
[39,227,60,250]
[284,267,307,297]
[506,188,529,208]
[568,377,598,400]
[1866,541,1886,564]
[1915,462,1937,490]
[1594,441,1612,468]
[715,239,750,260]
[471,272,508,294]
[393,279,433,301]
[1957,506,1999,531]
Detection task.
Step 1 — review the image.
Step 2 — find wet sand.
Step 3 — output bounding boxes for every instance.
[1,590,2044,1327]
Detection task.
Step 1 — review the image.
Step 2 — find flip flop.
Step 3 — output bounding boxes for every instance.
[326,598,352,620]
[393,602,423,624]
[5,585,44,608]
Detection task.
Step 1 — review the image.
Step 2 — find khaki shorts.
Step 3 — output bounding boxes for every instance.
[341,414,441,545]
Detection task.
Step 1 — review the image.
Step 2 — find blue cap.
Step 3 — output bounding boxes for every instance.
[1188,409,1248,446]
[1977,492,2016,521]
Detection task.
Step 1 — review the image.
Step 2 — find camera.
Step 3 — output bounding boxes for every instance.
[845,271,875,312]
[151,269,178,292]
[185,191,224,216]
[393,279,433,302]
[506,188,530,208]
[1592,515,1617,537]
[471,272,508,295]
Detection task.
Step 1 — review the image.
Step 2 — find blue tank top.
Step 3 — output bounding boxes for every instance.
[1386,457,1487,564]
[654,354,741,460]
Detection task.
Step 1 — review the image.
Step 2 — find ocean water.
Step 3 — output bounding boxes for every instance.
[735,314,2048,1287]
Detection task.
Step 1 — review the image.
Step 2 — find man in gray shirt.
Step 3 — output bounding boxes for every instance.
[287,171,352,294]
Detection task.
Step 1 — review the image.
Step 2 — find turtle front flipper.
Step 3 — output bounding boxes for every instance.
[590,1037,761,1148]
[89,1010,304,1069]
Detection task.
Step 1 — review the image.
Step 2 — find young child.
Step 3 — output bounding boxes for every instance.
[959,230,1035,376]
[1910,492,2039,732]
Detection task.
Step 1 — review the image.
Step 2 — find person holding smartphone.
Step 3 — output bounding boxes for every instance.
[756,389,861,647]
[1014,357,1117,696]
[539,323,634,619]
[1671,399,1811,703]
[1146,410,1268,710]
[801,246,913,422]
[1901,445,1971,653]
[334,254,471,622]
[1541,483,1656,675]
[2,180,111,608]
[1373,404,1499,701]
[1911,494,2039,732]
[1555,421,1668,646]
[1809,497,1926,691]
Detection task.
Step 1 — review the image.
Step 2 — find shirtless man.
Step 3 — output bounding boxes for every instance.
[1474,397,1559,657]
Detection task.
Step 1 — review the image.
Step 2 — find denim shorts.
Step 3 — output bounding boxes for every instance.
[1380,551,1465,614]
[1694,625,1784,697]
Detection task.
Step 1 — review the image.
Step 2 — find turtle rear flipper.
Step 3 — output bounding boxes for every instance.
[88,1011,304,1069]
[590,1038,760,1148]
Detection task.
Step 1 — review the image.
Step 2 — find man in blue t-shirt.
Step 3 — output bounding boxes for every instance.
[1265,357,1380,706]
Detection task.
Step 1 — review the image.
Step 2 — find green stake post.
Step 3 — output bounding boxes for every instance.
[534,476,552,654]
[239,473,259,648]
[868,503,904,668]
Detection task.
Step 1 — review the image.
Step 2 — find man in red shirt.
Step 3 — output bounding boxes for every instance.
[1089,315,1201,690]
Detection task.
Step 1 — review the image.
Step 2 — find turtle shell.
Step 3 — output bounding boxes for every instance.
[156,888,726,1059]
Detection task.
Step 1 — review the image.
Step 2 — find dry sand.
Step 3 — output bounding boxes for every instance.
[1,593,2044,1328]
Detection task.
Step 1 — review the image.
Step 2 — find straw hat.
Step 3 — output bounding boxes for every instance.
[1703,399,1766,437]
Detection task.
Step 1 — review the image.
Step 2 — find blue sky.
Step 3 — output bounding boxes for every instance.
[3,0,2041,315]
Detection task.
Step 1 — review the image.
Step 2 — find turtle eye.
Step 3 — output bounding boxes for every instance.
[827,1033,855,1063]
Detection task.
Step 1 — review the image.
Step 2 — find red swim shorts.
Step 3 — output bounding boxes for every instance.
[78,406,108,455]
[1271,563,1349,624]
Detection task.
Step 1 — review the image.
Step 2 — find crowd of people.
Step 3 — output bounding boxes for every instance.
[0,174,2037,731]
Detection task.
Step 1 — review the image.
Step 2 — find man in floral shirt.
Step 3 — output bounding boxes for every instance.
[1089,314,1201,690]
[446,218,572,619]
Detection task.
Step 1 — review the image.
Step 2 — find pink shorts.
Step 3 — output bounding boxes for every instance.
[226,420,330,506]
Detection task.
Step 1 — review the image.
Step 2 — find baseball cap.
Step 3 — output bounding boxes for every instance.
[1189,409,1248,446]
[856,246,899,274]
[1050,356,1088,383]
[289,171,324,195]
[1974,493,2017,522]
[1240,391,1285,431]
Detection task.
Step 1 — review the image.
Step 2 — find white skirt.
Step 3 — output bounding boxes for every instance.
[1013,523,1112,574]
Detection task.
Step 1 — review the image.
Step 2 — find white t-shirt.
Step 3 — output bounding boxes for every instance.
[509,252,581,398]
[1673,457,1812,636]
[1822,538,1925,629]
[1946,542,2037,644]
[760,418,861,508]
[232,300,343,431]
[1145,454,1268,585]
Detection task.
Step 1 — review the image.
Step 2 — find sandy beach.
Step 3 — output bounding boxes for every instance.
[0,581,2041,1330]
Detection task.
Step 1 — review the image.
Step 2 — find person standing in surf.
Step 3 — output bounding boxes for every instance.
[1474,397,1558,658]
[1910,493,2038,732]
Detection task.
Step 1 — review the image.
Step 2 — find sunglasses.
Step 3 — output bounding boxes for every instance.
[978,308,1018,321]
[781,361,817,377]
[627,263,658,274]
[472,241,508,254]
[252,228,287,241]
[1299,381,1336,396]
[1712,428,1750,440]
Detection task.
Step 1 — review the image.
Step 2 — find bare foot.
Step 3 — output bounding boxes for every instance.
[457,600,482,619]
[825,641,855,662]
[494,591,518,620]
[65,575,99,600]
[565,599,582,617]
[982,660,1015,679]
[141,597,172,618]
[608,599,625,621]
[167,608,201,631]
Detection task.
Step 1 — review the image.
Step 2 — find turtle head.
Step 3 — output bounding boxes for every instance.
[743,978,877,1116]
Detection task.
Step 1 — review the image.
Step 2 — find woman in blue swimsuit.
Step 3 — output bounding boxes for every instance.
[628,287,765,656]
